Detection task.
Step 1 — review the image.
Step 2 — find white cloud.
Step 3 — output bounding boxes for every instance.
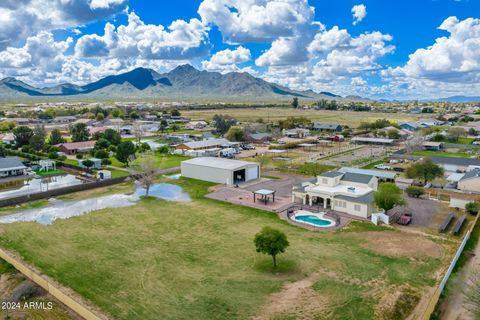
[75,12,210,60]
[390,16,480,83]
[0,0,128,50]
[352,4,367,26]
[201,46,251,72]
[198,0,315,44]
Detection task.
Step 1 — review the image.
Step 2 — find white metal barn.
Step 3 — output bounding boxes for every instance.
[181,157,260,185]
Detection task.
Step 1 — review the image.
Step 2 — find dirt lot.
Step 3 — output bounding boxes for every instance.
[358,231,444,259]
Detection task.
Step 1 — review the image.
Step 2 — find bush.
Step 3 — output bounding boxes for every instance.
[76,154,83,159]
[101,158,112,165]
[406,186,425,198]
[157,145,170,154]
[48,151,59,159]
[58,155,67,161]
[95,149,110,159]
[466,202,480,215]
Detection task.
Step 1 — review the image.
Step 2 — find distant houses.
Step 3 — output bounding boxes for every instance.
[312,123,343,133]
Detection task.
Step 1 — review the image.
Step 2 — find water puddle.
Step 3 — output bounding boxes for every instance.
[0,183,190,225]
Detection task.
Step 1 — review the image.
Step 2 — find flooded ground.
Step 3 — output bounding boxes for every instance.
[0,183,191,225]
[0,174,86,200]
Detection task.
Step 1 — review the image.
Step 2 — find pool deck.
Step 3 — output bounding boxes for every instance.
[206,186,293,212]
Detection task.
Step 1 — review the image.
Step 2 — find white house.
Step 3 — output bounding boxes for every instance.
[0,157,27,178]
[292,170,378,218]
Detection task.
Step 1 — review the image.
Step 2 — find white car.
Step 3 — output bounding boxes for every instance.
[375,164,391,170]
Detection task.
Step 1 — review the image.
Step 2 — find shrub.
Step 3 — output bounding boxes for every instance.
[465,202,480,215]
[406,186,425,198]
[101,158,112,165]
[48,151,59,159]
[58,155,67,161]
[76,154,84,159]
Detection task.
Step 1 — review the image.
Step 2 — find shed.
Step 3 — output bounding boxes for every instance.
[181,157,260,185]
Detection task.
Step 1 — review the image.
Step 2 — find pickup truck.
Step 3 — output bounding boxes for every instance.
[375,164,391,170]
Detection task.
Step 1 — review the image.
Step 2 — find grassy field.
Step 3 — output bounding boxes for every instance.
[182,108,421,127]
[0,178,453,320]
[412,150,473,158]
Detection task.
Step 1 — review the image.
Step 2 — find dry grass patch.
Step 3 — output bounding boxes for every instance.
[358,231,443,259]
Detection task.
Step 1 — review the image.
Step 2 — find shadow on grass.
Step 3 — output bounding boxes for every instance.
[254,257,299,274]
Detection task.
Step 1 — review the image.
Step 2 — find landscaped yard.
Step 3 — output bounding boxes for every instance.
[0,178,455,320]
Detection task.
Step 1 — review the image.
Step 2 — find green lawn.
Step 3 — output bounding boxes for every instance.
[412,151,473,158]
[0,178,450,320]
[34,169,65,177]
[458,137,475,145]
[147,154,189,169]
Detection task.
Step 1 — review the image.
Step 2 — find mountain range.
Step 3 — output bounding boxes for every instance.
[0,65,339,103]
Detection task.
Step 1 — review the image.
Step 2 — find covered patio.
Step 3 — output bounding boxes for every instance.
[253,189,276,205]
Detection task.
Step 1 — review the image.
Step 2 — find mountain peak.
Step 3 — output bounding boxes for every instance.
[169,64,200,75]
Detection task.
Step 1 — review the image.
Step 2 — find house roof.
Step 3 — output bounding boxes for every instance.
[459,169,480,182]
[182,157,258,170]
[0,157,27,171]
[423,141,443,147]
[340,172,374,184]
[249,133,271,140]
[339,167,397,180]
[319,170,344,178]
[182,138,233,149]
[56,141,96,150]
[313,123,342,130]
[429,155,480,167]
[351,137,395,144]
[335,191,374,204]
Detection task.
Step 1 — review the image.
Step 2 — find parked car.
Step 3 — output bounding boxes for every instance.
[397,212,412,225]
[393,167,405,172]
[389,159,400,164]
[375,164,391,170]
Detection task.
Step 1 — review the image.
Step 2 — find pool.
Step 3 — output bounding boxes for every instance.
[292,210,335,228]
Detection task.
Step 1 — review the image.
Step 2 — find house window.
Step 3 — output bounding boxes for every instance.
[354,204,361,211]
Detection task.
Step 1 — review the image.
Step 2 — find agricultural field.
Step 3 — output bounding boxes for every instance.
[0,178,457,320]
[182,108,422,127]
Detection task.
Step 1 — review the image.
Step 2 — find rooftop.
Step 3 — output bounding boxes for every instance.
[319,170,344,178]
[0,157,27,170]
[182,138,233,149]
[339,167,397,180]
[341,172,374,184]
[182,157,258,170]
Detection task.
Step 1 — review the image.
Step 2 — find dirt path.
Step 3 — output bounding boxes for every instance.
[441,237,480,320]
[253,273,331,320]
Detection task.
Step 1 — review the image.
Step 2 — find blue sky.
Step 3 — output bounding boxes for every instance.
[1,0,480,100]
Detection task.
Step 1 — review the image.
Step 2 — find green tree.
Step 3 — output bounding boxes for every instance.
[29,134,45,151]
[405,158,444,185]
[159,120,168,133]
[70,123,90,142]
[96,113,105,121]
[103,129,121,145]
[171,109,181,117]
[387,129,401,140]
[81,159,95,169]
[129,111,140,120]
[465,202,480,215]
[213,114,237,135]
[95,138,110,150]
[111,108,124,118]
[225,126,245,142]
[13,126,33,147]
[116,141,136,164]
[292,97,299,109]
[254,226,289,272]
[0,145,6,157]
[405,186,425,198]
[374,182,405,212]
[48,128,65,145]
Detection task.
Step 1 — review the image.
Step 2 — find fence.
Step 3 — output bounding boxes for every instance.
[0,176,128,207]
[0,247,106,320]
[420,213,480,319]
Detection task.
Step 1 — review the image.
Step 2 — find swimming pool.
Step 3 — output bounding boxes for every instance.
[292,210,335,228]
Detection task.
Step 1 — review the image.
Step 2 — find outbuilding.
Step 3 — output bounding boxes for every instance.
[181,157,260,185]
